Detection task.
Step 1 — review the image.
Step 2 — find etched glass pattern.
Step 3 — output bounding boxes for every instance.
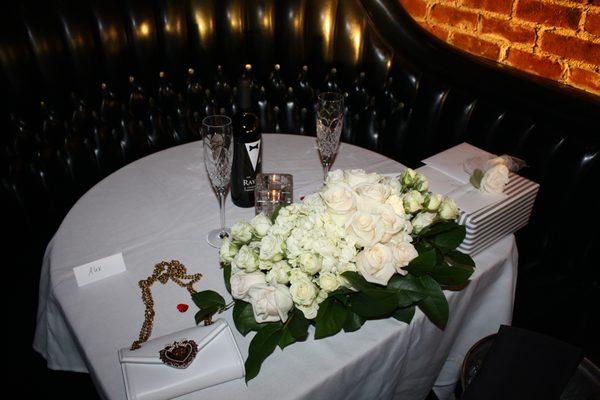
[316,92,344,180]
[202,115,233,247]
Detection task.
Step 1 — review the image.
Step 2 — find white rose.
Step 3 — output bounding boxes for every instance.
[230,271,267,301]
[318,272,340,292]
[481,164,509,194]
[231,221,253,243]
[411,212,437,233]
[219,238,239,263]
[438,197,459,220]
[296,302,319,320]
[414,174,429,192]
[232,245,259,272]
[346,211,383,248]
[248,281,294,323]
[289,268,310,284]
[289,277,319,306]
[400,168,417,188]
[320,256,336,273]
[355,243,396,285]
[325,169,345,185]
[299,253,323,275]
[486,156,507,168]
[390,230,413,244]
[385,194,406,217]
[320,183,356,225]
[424,193,443,211]
[285,233,303,258]
[259,235,285,261]
[265,260,291,284]
[390,242,418,275]
[344,169,381,188]
[382,176,403,194]
[250,213,272,237]
[403,190,424,213]
[373,204,405,243]
[355,183,392,212]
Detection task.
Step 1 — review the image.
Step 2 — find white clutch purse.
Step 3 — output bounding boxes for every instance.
[118,319,245,400]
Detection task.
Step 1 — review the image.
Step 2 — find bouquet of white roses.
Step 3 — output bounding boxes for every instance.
[192,169,474,381]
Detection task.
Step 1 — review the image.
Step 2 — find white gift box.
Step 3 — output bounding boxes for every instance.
[118,319,245,400]
[419,143,539,255]
[455,172,539,254]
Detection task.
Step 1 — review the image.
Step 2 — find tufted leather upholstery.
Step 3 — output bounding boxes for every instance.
[2,0,599,358]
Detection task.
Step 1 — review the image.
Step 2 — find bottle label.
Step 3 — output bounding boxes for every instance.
[244,139,261,171]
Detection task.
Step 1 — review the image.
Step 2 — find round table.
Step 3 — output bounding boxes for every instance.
[34,134,518,400]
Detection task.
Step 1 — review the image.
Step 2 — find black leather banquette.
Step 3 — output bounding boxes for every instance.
[1,0,599,358]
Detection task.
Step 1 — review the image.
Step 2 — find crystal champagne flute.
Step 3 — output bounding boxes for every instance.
[202,115,233,247]
[316,91,344,180]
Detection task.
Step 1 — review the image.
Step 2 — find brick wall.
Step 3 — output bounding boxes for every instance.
[399,0,600,96]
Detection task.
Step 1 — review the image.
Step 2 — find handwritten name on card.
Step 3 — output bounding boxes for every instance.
[73,253,126,286]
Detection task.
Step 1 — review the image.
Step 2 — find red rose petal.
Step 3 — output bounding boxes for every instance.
[177,303,189,313]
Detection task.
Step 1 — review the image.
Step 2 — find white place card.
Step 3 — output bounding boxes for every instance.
[73,253,126,286]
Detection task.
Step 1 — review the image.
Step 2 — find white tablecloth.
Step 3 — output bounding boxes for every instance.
[34,134,518,400]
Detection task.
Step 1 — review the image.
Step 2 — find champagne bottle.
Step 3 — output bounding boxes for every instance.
[322,67,341,92]
[231,79,262,208]
[268,64,286,106]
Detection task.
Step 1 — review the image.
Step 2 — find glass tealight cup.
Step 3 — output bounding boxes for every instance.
[254,173,293,218]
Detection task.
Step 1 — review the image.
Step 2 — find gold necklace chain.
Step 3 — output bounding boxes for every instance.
[130,260,202,350]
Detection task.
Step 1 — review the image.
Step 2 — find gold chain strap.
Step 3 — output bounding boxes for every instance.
[130,260,202,350]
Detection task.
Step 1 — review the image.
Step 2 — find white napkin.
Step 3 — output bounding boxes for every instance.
[119,319,244,400]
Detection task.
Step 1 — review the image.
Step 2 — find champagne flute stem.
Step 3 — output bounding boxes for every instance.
[218,191,227,238]
[322,163,330,181]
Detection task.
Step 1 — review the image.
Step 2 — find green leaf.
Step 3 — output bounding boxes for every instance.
[445,250,475,269]
[191,290,226,310]
[388,274,427,307]
[350,290,398,319]
[470,169,483,189]
[414,241,433,253]
[222,264,232,294]
[287,308,310,341]
[278,329,296,349]
[343,310,365,332]
[232,300,264,336]
[417,275,449,329]
[245,323,283,382]
[429,225,466,250]
[430,265,473,286]
[194,306,218,325]
[270,205,283,224]
[315,299,349,339]
[393,306,415,324]
[341,271,381,290]
[419,221,459,238]
[405,249,437,276]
